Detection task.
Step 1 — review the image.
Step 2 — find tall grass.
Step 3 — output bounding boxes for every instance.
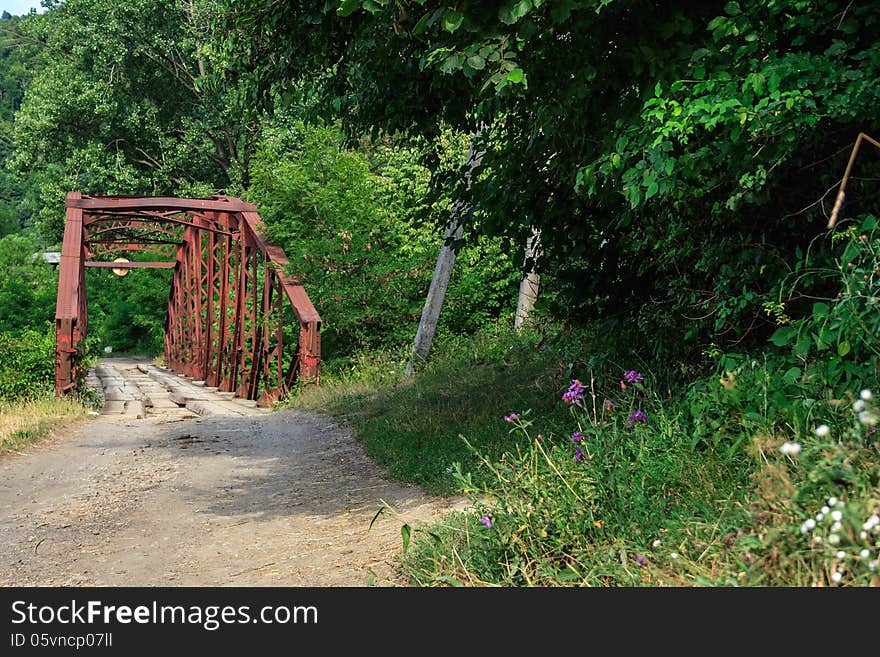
[0,396,91,454]
[287,323,577,494]
[286,316,879,586]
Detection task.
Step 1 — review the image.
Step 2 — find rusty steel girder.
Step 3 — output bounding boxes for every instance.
[55,193,321,405]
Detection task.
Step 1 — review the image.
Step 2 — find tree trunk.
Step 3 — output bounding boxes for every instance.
[514,227,542,333]
[404,134,484,376]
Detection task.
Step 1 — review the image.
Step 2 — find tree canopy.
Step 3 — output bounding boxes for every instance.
[10,0,260,242]
[220,0,880,361]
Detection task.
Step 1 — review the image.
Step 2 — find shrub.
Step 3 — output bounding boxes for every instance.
[0,326,55,401]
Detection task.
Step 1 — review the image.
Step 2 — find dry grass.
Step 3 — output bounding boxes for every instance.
[0,397,91,454]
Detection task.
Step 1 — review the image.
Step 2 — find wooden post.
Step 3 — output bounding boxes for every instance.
[514,227,542,333]
[405,133,484,376]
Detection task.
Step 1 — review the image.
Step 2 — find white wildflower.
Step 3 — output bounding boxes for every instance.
[831,510,843,522]
[863,515,880,531]
[821,506,830,515]
[814,535,824,545]
[853,400,866,413]
[831,521,842,533]
[652,539,661,548]
[780,441,802,456]
[860,389,873,401]
[858,410,878,426]
[836,551,846,560]
[860,531,868,540]
[814,424,830,437]
[831,571,843,584]
[804,518,816,531]
[828,534,840,545]
[860,549,870,559]
[670,552,679,560]
[816,512,825,522]
[827,496,838,507]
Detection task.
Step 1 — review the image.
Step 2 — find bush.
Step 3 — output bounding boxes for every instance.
[0,326,55,401]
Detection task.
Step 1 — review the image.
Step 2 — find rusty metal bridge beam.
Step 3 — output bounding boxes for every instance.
[54,192,85,396]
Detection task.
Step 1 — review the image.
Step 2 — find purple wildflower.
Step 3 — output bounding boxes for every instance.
[623,370,644,384]
[627,409,648,426]
[480,515,493,529]
[562,379,586,405]
[635,555,646,566]
[571,431,584,444]
[504,412,521,423]
[573,446,586,462]
[604,399,615,412]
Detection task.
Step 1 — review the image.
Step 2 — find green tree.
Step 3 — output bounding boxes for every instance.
[248,119,518,358]
[10,0,262,243]
[0,12,42,235]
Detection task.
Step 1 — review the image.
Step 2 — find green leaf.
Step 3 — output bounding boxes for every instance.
[842,240,859,265]
[506,67,526,85]
[442,10,464,32]
[812,302,828,320]
[645,180,659,200]
[401,523,411,553]
[499,5,517,24]
[368,506,386,531]
[362,0,383,13]
[337,0,360,17]
[838,341,850,357]
[724,2,741,16]
[513,0,532,20]
[782,366,801,385]
[770,326,797,346]
[412,12,431,35]
[468,54,486,70]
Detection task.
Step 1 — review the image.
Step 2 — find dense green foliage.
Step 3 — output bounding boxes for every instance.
[248,120,518,357]
[0,233,57,331]
[0,326,54,400]
[10,0,259,242]
[221,0,880,369]
[0,12,41,236]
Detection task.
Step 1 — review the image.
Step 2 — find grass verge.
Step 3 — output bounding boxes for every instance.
[287,325,577,495]
[0,396,92,455]
[285,322,880,586]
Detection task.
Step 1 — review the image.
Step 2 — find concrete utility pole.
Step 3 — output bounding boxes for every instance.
[514,227,542,333]
[404,134,484,377]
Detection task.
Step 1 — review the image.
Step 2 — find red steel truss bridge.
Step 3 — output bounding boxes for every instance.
[54,192,321,405]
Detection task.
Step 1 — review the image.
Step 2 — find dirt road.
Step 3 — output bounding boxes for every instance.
[0,359,461,586]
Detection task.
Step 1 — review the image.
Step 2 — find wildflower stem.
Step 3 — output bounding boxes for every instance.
[533,437,586,504]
